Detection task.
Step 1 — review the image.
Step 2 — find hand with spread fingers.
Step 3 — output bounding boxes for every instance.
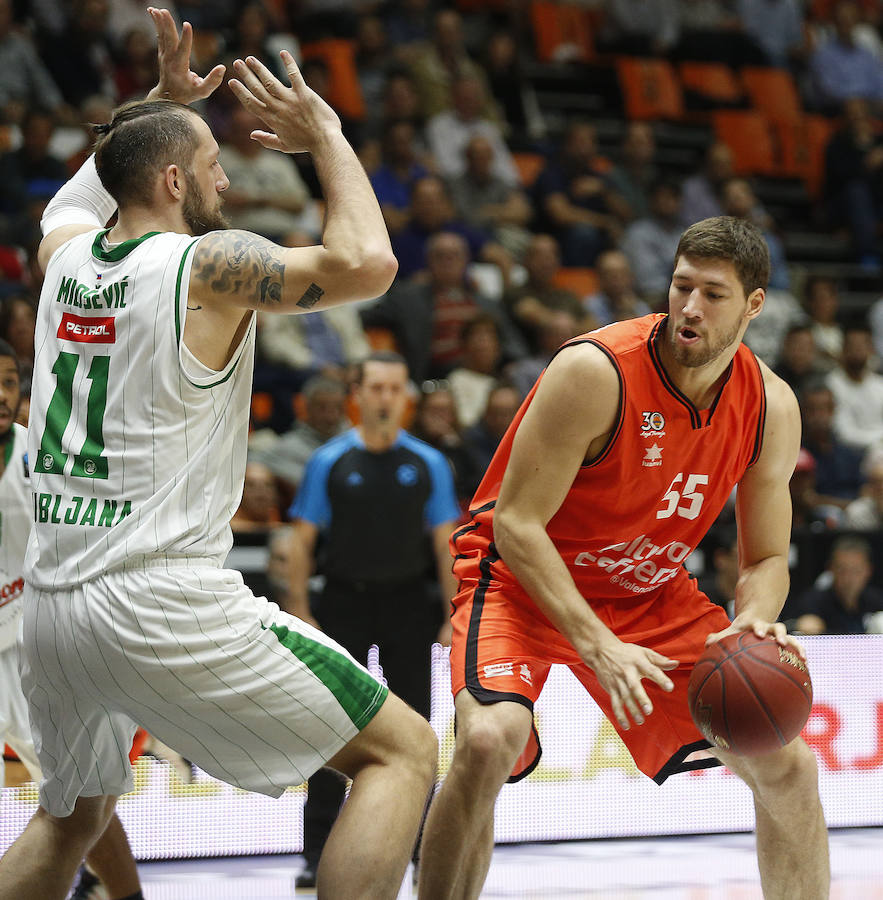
[228,52,342,155]
[146,6,226,105]
[582,634,679,731]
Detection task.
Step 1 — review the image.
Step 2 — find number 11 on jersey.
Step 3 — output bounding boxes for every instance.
[35,351,110,480]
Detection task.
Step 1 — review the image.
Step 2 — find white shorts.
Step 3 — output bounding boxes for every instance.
[20,562,388,817]
[0,642,42,785]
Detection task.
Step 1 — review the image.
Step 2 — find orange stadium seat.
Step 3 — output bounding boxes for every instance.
[552,267,599,298]
[364,326,398,352]
[512,151,546,188]
[678,62,743,106]
[741,67,802,123]
[774,114,835,198]
[616,58,684,121]
[301,39,365,121]
[810,0,877,19]
[250,392,274,429]
[712,110,776,176]
[531,1,595,64]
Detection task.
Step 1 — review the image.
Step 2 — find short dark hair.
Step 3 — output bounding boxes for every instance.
[783,323,813,341]
[460,313,500,344]
[675,216,770,296]
[94,100,201,207]
[0,338,20,375]
[302,374,347,401]
[353,350,409,383]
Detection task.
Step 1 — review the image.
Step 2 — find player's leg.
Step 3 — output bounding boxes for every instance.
[714,738,829,900]
[299,598,375,885]
[418,689,533,900]
[82,813,142,900]
[314,689,437,898]
[0,794,117,900]
[3,654,142,900]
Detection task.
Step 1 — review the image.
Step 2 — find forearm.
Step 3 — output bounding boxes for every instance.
[312,130,397,278]
[494,514,612,652]
[731,555,791,626]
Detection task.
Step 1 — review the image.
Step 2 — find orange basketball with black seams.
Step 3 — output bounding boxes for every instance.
[687,632,813,757]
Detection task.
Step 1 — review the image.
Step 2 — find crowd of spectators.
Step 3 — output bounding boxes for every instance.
[0,0,881,631]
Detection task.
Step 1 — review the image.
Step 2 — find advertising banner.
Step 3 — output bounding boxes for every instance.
[1,635,880,858]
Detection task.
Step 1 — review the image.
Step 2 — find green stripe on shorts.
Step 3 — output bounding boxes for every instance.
[266,624,388,729]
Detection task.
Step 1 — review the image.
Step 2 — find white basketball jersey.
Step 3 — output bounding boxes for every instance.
[0,424,30,651]
[25,229,255,588]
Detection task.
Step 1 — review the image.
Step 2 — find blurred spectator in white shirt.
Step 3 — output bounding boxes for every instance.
[826,323,883,452]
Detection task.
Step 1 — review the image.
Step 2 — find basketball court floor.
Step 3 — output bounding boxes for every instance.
[132,827,882,899]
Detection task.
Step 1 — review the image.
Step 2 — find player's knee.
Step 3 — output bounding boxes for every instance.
[751,739,819,799]
[397,711,437,786]
[458,712,527,778]
[40,795,115,850]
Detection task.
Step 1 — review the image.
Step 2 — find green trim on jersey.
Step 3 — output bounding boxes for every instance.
[175,236,252,390]
[264,623,388,730]
[174,239,200,346]
[91,230,161,263]
[2,438,14,469]
[188,341,250,390]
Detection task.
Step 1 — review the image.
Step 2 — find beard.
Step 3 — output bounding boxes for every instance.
[182,176,229,235]
[666,315,745,368]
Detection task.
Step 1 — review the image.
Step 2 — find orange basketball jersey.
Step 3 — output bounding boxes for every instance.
[452,314,767,608]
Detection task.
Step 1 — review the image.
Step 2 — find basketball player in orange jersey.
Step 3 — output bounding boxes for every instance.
[418,217,829,899]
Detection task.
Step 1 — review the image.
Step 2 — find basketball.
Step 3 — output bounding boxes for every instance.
[687,632,813,757]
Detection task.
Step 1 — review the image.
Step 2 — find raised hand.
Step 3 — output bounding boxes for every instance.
[146,7,225,105]
[228,52,342,155]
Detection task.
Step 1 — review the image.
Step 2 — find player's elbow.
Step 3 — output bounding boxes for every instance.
[492,505,524,558]
[332,248,398,300]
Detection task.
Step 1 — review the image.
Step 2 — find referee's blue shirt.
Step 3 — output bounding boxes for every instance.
[290,429,460,583]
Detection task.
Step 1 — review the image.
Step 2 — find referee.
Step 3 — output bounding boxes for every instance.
[288,351,460,886]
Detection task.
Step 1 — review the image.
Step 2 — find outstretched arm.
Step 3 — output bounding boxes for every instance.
[189,53,396,314]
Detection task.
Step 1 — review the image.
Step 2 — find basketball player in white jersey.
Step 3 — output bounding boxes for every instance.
[0,9,436,900]
[0,341,144,900]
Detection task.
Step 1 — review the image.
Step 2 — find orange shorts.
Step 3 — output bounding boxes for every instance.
[449,568,731,784]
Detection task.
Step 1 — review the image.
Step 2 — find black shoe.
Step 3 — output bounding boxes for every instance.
[295,863,317,889]
[69,867,107,900]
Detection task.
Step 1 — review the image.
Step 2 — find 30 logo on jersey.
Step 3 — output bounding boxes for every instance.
[641,411,666,436]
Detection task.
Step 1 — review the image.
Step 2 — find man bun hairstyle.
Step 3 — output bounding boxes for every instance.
[94,100,201,208]
[675,216,770,297]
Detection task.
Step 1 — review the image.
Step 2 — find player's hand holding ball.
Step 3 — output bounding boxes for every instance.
[689,624,813,757]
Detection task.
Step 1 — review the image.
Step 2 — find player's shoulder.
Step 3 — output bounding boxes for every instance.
[39,225,100,273]
[754,353,799,420]
[544,336,622,390]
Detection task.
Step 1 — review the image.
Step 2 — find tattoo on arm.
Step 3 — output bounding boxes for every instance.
[191,231,285,307]
[296,282,325,310]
